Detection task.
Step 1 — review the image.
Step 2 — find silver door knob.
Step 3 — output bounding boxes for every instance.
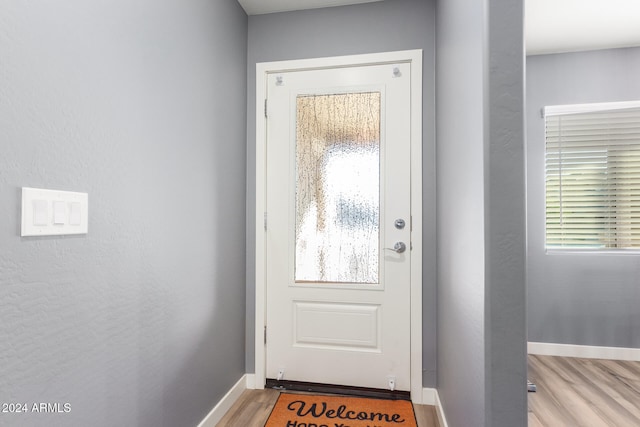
[385,242,406,253]
[394,219,406,229]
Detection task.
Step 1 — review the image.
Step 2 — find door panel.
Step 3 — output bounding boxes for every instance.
[293,301,380,351]
[265,62,411,391]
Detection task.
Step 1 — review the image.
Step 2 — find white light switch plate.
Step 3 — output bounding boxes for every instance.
[21,187,88,236]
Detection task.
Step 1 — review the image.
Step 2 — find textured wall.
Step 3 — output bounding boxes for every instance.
[527,47,640,349]
[245,0,438,387]
[436,0,527,425]
[436,0,488,423]
[0,1,247,426]
[484,0,527,425]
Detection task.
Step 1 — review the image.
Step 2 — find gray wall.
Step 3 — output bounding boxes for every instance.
[436,0,486,420]
[436,0,527,425]
[484,1,527,425]
[245,0,438,387]
[527,47,640,349]
[0,1,247,426]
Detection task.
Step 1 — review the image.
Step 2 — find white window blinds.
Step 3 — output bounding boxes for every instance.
[545,101,640,250]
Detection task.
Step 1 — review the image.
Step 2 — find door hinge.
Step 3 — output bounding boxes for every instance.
[264,325,267,344]
[264,212,267,230]
[264,99,268,118]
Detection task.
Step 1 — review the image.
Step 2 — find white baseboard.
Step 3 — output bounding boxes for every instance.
[420,387,437,405]
[528,342,640,361]
[197,375,248,427]
[421,388,448,427]
[246,373,256,389]
[434,390,449,427]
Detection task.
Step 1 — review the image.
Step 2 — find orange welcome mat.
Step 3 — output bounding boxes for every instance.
[265,393,417,427]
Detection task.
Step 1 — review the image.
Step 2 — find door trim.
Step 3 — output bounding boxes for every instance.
[254,50,423,402]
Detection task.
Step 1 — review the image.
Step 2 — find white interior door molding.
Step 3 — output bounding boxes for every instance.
[255,50,423,402]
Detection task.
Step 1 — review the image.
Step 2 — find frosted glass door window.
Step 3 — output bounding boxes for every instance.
[295,92,381,284]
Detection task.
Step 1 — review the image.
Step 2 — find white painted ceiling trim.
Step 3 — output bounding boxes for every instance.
[237,0,383,16]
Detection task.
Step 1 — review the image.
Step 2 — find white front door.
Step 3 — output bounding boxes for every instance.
[264,60,413,392]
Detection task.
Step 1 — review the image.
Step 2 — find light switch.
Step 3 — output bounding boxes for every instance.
[69,202,81,226]
[33,200,48,226]
[53,201,66,225]
[22,187,88,236]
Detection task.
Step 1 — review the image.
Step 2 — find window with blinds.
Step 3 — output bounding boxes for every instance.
[545,101,640,250]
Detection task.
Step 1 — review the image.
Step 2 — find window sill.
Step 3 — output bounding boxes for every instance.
[545,249,640,256]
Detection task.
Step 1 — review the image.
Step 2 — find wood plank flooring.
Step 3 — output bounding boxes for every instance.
[216,388,439,427]
[528,355,640,427]
[217,355,640,426]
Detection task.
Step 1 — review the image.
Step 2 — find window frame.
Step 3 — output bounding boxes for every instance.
[544,100,640,253]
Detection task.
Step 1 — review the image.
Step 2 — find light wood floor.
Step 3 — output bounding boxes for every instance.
[217,355,640,427]
[528,355,640,427]
[216,388,439,427]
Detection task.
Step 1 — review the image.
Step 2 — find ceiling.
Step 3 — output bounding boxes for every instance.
[526,0,640,55]
[237,0,640,55]
[237,0,382,16]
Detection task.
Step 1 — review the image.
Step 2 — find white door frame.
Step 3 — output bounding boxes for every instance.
[254,49,423,402]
